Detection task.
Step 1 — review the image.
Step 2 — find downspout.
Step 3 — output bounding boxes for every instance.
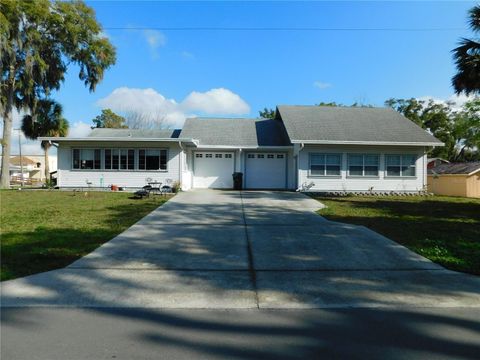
[178,141,184,189]
[238,148,243,188]
[424,146,428,192]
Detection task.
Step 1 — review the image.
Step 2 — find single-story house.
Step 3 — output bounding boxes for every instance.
[428,162,480,198]
[40,105,443,192]
[0,155,58,183]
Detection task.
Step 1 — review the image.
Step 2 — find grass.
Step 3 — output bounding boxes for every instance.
[0,190,169,281]
[315,195,480,275]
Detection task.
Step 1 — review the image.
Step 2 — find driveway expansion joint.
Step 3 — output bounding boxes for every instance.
[240,191,260,309]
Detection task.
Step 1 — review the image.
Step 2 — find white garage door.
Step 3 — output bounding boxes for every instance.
[245,153,287,189]
[193,152,235,189]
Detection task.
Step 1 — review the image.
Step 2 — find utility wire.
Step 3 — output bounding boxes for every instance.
[104,26,464,32]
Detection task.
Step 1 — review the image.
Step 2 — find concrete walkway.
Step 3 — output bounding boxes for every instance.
[2,190,480,308]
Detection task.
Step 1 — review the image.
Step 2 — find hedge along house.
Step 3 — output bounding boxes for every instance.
[41,105,443,192]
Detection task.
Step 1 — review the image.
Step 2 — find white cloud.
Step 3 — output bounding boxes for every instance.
[97,87,250,128]
[0,110,43,155]
[142,30,166,58]
[68,122,92,138]
[182,88,250,115]
[143,30,167,49]
[0,110,94,156]
[313,81,332,89]
[181,51,195,59]
[417,94,476,112]
[97,87,180,127]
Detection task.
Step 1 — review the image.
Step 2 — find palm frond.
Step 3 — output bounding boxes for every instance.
[20,98,69,144]
[452,38,480,95]
[469,5,480,32]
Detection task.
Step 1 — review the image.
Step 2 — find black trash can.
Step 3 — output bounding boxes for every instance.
[232,172,243,190]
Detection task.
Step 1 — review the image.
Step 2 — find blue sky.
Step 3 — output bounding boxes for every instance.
[10,0,478,154]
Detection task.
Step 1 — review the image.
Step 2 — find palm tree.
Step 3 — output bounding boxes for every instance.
[452,5,480,95]
[21,99,69,181]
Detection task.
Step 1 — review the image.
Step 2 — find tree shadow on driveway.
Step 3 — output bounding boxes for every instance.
[1,191,480,358]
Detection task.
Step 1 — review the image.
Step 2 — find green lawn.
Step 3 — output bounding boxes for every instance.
[0,190,168,281]
[315,195,480,275]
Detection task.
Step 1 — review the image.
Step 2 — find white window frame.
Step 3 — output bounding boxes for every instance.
[138,148,168,171]
[72,148,101,170]
[308,153,342,177]
[347,153,380,177]
[385,154,417,178]
[103,148,135,171]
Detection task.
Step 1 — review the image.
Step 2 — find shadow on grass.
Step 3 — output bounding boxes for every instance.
[1,198,167,281]
[1,192,480,359]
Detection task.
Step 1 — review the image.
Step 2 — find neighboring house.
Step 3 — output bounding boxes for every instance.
[40,105,443,192]
[428,162,480,198]
[0,155,57,183]
[427,157,449,169]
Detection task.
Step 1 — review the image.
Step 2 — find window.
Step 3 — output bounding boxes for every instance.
[104,149,134,170]
[120,150,127,169]
[206,154,213,158]
[247,154,255,158]
[73,149,101,169]
[267,154,274,159]
[73,149,80,169]
[215,153,222,158]
[112,149,119,169]
[105,149,112,169]
[386,154,416,177]
[225,154,232,158]
[309,153,341,176]
[195,153,203,158]
[277,154,284,159]
[139,149,168,170]
[128,149,135,170]
[257,154,265,158]
[347,154,379,177]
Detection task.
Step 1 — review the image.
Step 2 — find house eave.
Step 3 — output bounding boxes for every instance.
[290,140,444,147]
[38,137,199,146]
[194,145,293,150]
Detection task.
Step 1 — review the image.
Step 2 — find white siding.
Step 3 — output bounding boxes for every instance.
[298,144,427,192]
[57,141,182,188]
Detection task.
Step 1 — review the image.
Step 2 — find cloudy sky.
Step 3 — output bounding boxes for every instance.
[5,0,477,155]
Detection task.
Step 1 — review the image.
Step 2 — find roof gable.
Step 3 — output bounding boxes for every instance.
[276,105,443,146]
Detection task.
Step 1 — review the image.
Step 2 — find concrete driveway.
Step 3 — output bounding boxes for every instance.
[2,190,480,308]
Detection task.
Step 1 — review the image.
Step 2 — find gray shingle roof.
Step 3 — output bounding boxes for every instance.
[276,105,443,145]
[181,118,291,147]
[88,128,181,138]
[428,162,480,175]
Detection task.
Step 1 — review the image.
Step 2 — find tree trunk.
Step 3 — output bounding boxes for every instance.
[0,93,13,189]
[1,65,15,189]
[454,145,467,162]
[44,144,50,181]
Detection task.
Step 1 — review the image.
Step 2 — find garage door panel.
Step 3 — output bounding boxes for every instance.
[193,152,234,189]
[245,153,287,189]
